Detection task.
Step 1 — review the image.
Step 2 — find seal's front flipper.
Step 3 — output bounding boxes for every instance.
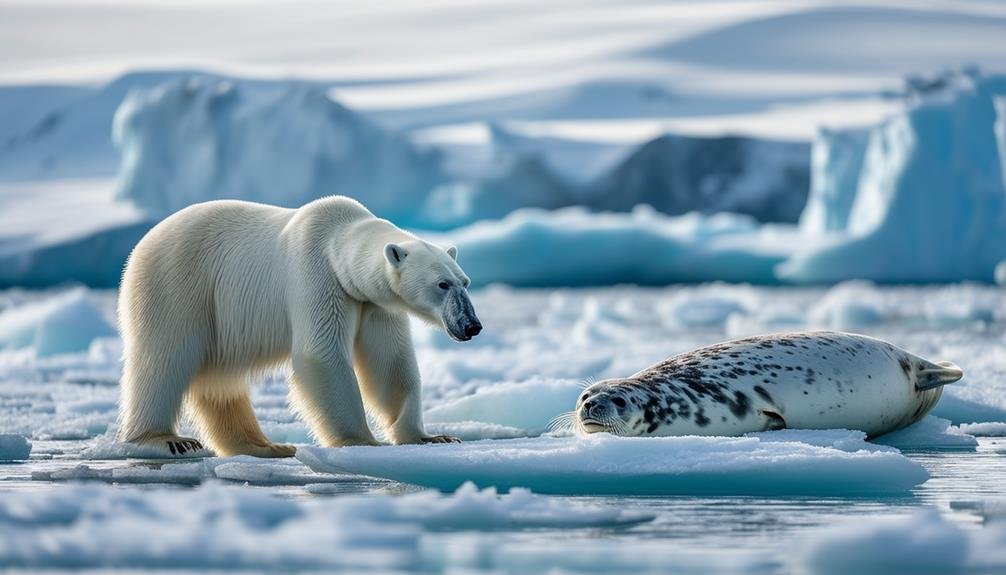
[761,410,787,431]
[916,360,964,390]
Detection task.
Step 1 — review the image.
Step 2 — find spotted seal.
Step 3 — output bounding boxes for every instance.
[563,331,963,438]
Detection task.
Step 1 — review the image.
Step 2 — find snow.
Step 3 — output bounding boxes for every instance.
[297,432,928,496]
[113,77,444,225]
[0,435,30,461]
[0,289,115,357]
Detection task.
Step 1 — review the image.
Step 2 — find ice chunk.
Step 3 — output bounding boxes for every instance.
[40,452,352,486]
[297,433,928,496]
[932,393,1006,425]
[113,77,443,226]
[0,435,30,461]
[661,287,753,329]
[807,280,884,329]
[0,289,115,357]
[873,416,978,451]
[0,481,654,569]
[424,378,583,436]
[337,481,653,530]
[747,428,896,452]
[957,422,1006,436]
[800,509,970,575]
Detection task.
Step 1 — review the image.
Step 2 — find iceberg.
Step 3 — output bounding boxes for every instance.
[781,71,1006,283]
[113,77,444,225]
[297,432,928,496]
[798,128,870,234]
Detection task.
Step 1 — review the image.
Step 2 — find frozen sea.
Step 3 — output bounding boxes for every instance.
[1,283,1005,574]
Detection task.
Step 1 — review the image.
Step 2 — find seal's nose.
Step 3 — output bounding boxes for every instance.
[464,321,482,338]
[583,400,608,419]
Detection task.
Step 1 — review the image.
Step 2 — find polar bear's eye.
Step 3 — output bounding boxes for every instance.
[438,281,450,290]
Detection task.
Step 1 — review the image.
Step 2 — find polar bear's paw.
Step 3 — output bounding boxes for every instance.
[241,442,297,459]
[421,435,462,444]
[137,435,214,459]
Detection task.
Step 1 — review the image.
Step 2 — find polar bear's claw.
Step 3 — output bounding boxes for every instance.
[131,434,214,459]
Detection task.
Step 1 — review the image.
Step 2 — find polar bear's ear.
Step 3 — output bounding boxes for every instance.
[446,246,458,260]
[384,243,408,268]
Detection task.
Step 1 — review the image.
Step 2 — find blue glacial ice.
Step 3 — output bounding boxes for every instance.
[3,71,1006,288]
[780,71,1006,283]
[0,435,30,461]
[297,432,929,496]
[440,206,791,287]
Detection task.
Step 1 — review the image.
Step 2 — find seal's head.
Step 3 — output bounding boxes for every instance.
[573,380,635,434]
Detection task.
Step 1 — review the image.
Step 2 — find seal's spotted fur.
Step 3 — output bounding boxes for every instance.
[567,331,963,438]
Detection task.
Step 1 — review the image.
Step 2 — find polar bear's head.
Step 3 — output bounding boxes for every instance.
[384,241,482,341]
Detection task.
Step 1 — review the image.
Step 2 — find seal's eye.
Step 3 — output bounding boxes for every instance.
[438,281,450,290]
[580,393,588,402]
[612,397,626,408]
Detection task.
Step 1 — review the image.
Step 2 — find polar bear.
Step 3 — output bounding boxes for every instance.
[116,196,481,458]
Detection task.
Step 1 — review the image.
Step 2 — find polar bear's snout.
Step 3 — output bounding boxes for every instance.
[443,287,482,342]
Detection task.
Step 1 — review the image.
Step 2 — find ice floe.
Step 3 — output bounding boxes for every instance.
[297,432,928,496]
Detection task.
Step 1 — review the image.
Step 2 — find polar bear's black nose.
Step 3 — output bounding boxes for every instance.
[464,322,482,338]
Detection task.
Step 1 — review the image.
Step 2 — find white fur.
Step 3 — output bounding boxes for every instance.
[117,196,471,456]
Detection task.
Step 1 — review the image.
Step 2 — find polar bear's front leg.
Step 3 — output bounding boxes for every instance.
[354,305,459,444]
[290,350,382,447]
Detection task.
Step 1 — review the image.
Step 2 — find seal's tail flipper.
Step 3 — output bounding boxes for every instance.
[916,360,964,390]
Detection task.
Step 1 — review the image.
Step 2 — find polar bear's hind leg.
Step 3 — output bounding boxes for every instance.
[187,372,296,458]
